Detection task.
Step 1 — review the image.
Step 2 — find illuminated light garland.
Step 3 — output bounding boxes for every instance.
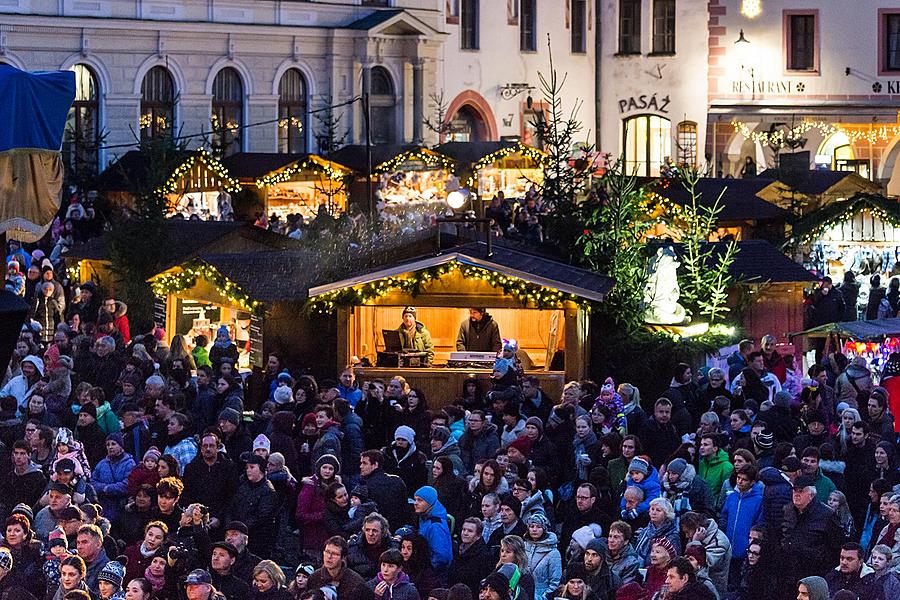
[464,142,551,190]
[790,197,900,244]
[157,148,241,195]
[151,261,262,314]
[66,260,84,283]
[306,261,589,314]
[374,148,456,174]
[731,119,900,149]
[256,156,351,189]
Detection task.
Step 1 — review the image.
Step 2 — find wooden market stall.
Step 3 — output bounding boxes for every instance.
[436,140,547,204]
[224,153,353,221]
[789,317,900,378]
[328,145,457,224]
[307,241,613,407]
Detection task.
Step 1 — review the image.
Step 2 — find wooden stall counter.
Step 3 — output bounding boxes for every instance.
[354,367,564,409]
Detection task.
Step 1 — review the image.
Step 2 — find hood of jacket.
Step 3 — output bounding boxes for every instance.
[527,531,559,553]
[759,466,791,486]
[700,518,723,545]
[703,448,730,468]
[521,491,544,515]
[320,421,344,439]
[420,496,449,522]
[845,364,871,380]
[727,351,747,368]
[115,301,128,318]
[434,438,461,457]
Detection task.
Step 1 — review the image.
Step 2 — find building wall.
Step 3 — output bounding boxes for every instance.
[597,0,709,171]
[712,0,900,187]
[0,0,445,169]
[436,0,597,147]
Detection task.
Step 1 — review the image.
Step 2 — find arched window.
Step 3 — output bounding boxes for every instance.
[64,64,100,175]
[369,67,396,145]
[448,105,487,142]
[623,114,671,177]
[278,69,307,154]
[141,66,175,140]
[676,121,697,166]
[212,67,243,156]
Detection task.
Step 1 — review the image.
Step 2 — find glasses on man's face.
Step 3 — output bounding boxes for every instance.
[323,549,341,557]
[575,495,592,501]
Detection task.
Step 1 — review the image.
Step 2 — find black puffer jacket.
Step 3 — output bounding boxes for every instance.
[226,477,278,557]
[781,500,846,582]
[449,538,494,592]
[381,443,428,497]
[347,533,398,580]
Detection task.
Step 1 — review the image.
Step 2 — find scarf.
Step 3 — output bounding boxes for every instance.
[144,566,166,592]
[213,325,231,349]
[877,522,899,547]
[139,542,157,558]
[572,431,598,481]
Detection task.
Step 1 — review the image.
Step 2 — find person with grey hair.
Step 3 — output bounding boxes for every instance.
[698,367,732,413]
[633,497,680,564]
[780,474,846,590]
[346,512,395,580]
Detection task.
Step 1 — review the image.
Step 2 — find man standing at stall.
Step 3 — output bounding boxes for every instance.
[456,308,502,353]
[396,307,434,366]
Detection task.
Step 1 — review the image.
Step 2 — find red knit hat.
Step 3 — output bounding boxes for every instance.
[301,413,317,428]
[507,435,533,457]
[684,542,707,567]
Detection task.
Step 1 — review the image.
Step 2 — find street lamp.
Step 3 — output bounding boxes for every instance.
[447,189,468,210]
[734,29,756,98]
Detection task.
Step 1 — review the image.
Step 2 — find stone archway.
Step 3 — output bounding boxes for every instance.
[444,90,498,142]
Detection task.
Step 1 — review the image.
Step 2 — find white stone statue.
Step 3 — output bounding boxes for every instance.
[643,246,688,325]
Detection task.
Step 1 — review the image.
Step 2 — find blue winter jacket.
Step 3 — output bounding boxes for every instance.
[720,480,764,558]
[90,452,136,523]
[758,466,792,538]
[620,466,662,517]
[418,498,453,573]
[337,384,363,408]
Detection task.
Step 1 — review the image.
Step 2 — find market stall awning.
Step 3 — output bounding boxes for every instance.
[789,317,900,340]
[328,145,456,174]
[252,154,353,188]
[307,241,614,303]
[651,177,791,224]
[785,192,900,245]
[435,141,547,165]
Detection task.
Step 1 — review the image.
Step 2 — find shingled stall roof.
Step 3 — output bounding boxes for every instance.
[652,177,791,223]
[757,168,879,196]
[308,241,615,303]
[648,239,817,284]
[790,317,900,340]
[785,192,900,245]
[67,221,302,267]
[221,153,301,182]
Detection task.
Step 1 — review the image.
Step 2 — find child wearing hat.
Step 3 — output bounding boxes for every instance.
[127,449,161,497]
[619,456,661,520]
[97,557,128,600]
[43,527,73,592]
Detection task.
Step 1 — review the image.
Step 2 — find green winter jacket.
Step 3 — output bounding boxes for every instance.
[397,321,435,365]
[698,448,734,504]
[812,468,837,500]
[95,401,122,435]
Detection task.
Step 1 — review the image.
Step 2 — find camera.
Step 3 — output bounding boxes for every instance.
[168,543,191,561]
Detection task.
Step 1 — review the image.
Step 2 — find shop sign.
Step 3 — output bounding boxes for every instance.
[618,93,670,114]
[731,80,805,94]
[871,81,900,94]
[153,295,167,328]
[249,314,264,368]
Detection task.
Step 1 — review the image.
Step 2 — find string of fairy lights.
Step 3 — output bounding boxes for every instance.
[157,149,242,195]
[306,261,588,314]
[791,195,900,245]
[256,158,350,189]
[731,119,900,150]
[374,148,457,174]
[150,261,262,314]
[464,143,550,190]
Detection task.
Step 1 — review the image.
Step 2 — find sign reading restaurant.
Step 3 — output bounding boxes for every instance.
[731,80,806,94]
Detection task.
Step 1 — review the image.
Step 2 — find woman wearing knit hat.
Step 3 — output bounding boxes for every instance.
[522,513,560,600]
[296,454,341,556]
[97,557,128,600]
[643,537,677,597]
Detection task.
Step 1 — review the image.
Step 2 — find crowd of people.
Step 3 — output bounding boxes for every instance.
[1,245,900,600]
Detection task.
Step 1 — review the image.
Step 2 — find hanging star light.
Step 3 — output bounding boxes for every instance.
[741,0,762,18]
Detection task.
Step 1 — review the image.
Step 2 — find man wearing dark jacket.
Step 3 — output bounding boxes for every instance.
[569,538,620,600]
[450,517,494,592]
[183,432,238,527]
[119,404,151,462]
[780,474,846,591]
[843,421,877,525]
[662,363,699,434]
[760,457,800,544]
[458,411,500,474]
[209,542,250,600]
[223,522,262,583]
[824,542,880,600]
[560,483,611,554]
[456,308,502,353]
[809,277,845,327]
[0,440,46,514]
[663,557,716,600]
[224,455,277,559]
[487,495,526,549]
[347,514,396,581]
[360,450,409,531]
[642,399,681,468]
[335,399,363,483]
[308,536,374,600]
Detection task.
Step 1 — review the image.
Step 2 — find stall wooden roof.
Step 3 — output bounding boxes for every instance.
[328,145,455,174]
[97,149,239,193]
[435,141,545,165]
[308,241,614,303]
[789,317,900,340]
[785,192,900,245]
[651,177,791,224]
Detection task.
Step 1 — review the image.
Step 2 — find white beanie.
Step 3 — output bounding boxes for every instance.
[273,386,293,404]
[394,425,416,446]
[571,524,601,550]
[253,434,270,452]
